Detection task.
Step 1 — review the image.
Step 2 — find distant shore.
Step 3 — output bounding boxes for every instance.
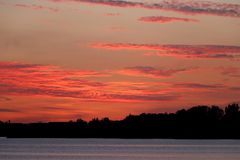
[1,103,239,139]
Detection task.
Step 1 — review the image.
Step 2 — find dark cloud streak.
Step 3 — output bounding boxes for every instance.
[49,0,240,18]
[139,16,198,23]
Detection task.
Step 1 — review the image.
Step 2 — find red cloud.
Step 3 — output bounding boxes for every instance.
[92,43,240,59]
[139,16,198,23]
[0,96,11,102]
[48,0,240,18]
[0,62,107,99]
[0,62,179,102]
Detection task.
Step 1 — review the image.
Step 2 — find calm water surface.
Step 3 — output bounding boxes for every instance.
[0,139,240,160]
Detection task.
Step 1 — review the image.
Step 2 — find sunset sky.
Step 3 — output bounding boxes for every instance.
[0,0,240,122]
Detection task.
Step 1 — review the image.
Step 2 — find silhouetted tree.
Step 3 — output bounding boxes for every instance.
[1,103,240,139]
[209,106,224,121]
[76,119,87,124]
[225,103,239,116]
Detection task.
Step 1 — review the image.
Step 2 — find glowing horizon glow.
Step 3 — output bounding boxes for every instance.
[0,0,239,122]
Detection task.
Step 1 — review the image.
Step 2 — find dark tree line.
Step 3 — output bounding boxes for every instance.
[0,103,240,139]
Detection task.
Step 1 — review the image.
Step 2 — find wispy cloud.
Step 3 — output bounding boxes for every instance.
[218,67,240,78]
[106,93,178,102]
[0,108,21,113]
[118,66,192,78]
[13,3,59,12]
[0,2,60,12]
[0,61,179,102]
[92,43,240,59]
[173,83,225,89]
[0,62,107,99]
[49,0,240,18]
[229,87,240,91]
[0,96,11,101]
[139,16,198,23]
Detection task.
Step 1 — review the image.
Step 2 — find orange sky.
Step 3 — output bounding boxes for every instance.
[0,0,240,122]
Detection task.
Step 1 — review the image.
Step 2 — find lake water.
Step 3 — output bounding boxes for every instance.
[0,139,240,160]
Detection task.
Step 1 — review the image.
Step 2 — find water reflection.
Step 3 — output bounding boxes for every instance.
[0,139,240,160]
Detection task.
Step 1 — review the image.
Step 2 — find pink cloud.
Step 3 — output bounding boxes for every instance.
[91,43,240,59]
[139,16,198,23]
[48,0,240,18]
